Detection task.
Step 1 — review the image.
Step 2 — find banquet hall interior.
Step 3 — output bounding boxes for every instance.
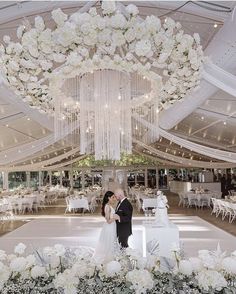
[0,1,236,292]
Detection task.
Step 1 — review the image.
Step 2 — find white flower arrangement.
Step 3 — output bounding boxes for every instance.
[0,1,204,117]
[0,243,235,293]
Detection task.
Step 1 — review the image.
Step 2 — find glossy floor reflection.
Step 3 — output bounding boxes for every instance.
[0,215,235,256]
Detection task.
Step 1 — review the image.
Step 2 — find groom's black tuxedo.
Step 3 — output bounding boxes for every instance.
[115,198,133,248]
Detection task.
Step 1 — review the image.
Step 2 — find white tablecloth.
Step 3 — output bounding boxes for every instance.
[142,198,157,210]
[68,198,89,211]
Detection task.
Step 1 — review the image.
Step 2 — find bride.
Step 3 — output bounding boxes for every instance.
[93,191,118,263]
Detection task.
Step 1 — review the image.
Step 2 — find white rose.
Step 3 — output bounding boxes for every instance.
[101,1,116,14]
[105,261,121,277]
[124,28,136,43]
[17,25,25,39]
[178,260,193,276]
[8,60,19,72]
[14,243,26,255]
[135,39,152,57]
[98,28,112,44]
[19,72,30,82]
[53,23,76,47]
[28,45,39,58]
[145,15,161,33]
[35,16,45,32]
[31,265,46,279]
[112,30,125,46]
[193,33,200,45]
[126,4,139,16]
[40,60,53,71]
[110,14,127,29]
[3,35,11,44]
[51,8,68,26]
[53,53,66,63]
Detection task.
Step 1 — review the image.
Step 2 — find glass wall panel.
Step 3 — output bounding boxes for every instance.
[73,170,82,189]
[62,171,70,187]
[147,169,156,188]
[30,172,39,189]
[127,172,135,187]
[0,172,3,189]
[137,171,145,186]
[52,171,60,185]
[8,172,26,189]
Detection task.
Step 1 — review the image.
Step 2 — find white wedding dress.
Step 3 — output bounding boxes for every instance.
[93,204,117,264]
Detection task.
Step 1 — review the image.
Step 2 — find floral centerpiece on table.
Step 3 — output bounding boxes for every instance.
[0,242,236,293]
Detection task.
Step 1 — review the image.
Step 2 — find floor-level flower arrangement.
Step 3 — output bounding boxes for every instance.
[0,243,235,294]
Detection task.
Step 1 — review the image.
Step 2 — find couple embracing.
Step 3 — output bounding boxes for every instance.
[93,189,133,263]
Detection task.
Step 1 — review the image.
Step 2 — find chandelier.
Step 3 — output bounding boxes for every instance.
[0,1,204,160]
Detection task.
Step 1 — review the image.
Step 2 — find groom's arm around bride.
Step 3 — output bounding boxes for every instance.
[114,189,133,248]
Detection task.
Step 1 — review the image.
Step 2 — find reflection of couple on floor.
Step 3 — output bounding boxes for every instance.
[93,189,133,263]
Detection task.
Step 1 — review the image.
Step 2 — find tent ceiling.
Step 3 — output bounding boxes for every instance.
[1,1,236,169]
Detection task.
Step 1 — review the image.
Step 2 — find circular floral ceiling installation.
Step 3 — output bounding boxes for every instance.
[0,1,204,115]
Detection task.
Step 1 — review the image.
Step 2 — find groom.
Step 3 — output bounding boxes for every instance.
[113,189,133,248]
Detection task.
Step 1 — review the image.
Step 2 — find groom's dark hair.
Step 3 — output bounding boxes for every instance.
[101,191,114,217]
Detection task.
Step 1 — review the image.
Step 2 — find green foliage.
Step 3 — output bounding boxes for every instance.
[75,153,158,167]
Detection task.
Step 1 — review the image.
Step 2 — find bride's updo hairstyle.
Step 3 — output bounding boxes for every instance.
[101,191,114,217]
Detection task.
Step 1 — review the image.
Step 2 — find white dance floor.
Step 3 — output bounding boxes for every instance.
[1,215,235,256]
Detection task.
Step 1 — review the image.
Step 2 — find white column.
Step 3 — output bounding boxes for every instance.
[81,171,85,190]
[49,171,52,186]
[134,172,137,185]
[26,171,30,188]
[166,168,169,189]
[92,173,94,186]
[38,171,42,187]
[60,171,63,187]
[156,168,159,189]
[3,171,9,190]
[124,169,128,191]
[144,168,148,187]
[69,170,73,188]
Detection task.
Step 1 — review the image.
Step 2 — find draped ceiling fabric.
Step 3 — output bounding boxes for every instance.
[1,1,236,170]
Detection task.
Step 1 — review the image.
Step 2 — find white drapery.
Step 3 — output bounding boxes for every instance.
[133,114,236,164]
[133,138,236,168]
[203,62,236,97]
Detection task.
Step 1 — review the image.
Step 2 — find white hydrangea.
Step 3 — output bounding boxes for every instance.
[14,243,26,255]
[221,257,236,275]
[0,264,11,291]
[178,260,193,276]
[196,270,227,292]
[126,269,154,293]
[31,265,47,279]
[188,257,203,272]
[10,257,27,272]
[54,269,79,294]
[54,244,66,257]
[105,260,121,277]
